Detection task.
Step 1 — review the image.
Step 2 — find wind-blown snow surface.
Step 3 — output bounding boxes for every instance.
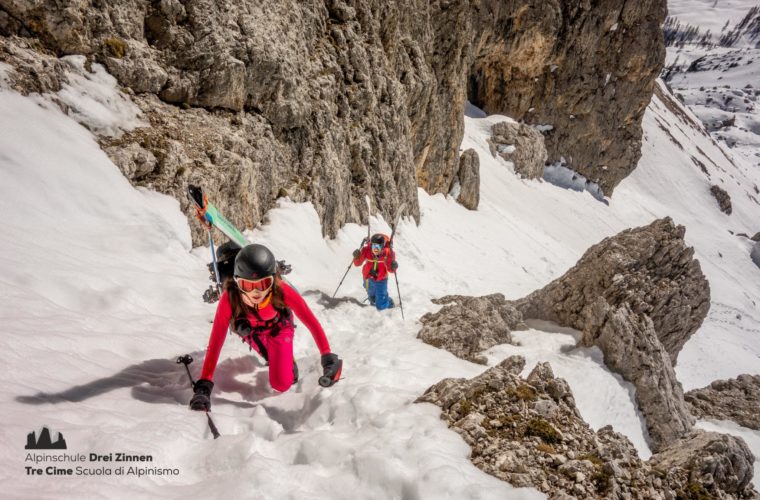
[2,70,760,497]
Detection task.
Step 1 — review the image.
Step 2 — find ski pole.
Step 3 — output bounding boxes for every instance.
[332,261,353,298]
[208,230,222,295]
[393,273,404,320]
[332,237,367,298]
[177,355,220,439]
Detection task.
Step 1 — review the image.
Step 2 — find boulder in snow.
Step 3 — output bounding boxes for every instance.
[710,185,732,215]
[488,121,546,180]
[650,430,756,498]
[456,149,480,210]
[418,294,523,364]
[685,374,760,431]
[418,356,756,498]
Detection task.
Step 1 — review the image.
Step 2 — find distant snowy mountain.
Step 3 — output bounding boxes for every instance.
[664,1,760,170]
[667,0,760,47]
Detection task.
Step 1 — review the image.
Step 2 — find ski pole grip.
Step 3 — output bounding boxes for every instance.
[177,354,193,366]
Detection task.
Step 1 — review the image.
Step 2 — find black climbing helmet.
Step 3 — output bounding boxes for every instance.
[234,244,277,280]
[370,233,388,247]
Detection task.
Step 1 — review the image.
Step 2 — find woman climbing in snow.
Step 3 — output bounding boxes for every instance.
[353,233,397,311]
[189,244,342,412]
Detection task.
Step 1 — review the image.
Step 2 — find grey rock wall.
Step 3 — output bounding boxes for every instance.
[512,218,710,451]
[469,0,667,195]
[686,375,760,431]
[1,0,666,242]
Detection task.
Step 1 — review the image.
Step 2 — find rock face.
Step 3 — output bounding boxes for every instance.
[488,121,546,179]
[514,218,710,363]
[469,0,666,195]
[455,149,480,210]
[417,356,650,499]
[751,232,760,242]
[711,185,733,215]
[417,356,757,499]
[589,305,695,451]
[686,375,760,431]
[1,0,665,242]
[417,294,524,365]
[513,218,710,451]
[650,430,756,497]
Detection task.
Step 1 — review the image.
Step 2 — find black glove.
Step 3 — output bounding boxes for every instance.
[189,379,214,411]
[390,261,398,271]
[319,353,343,387]
[352,249,361,259]
[321,353,339,370]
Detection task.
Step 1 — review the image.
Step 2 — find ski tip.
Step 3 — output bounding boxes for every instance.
[187,184,204,208]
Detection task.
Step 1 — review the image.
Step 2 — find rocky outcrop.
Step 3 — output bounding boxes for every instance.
[417,356,654,498]
[589,305,695,451]
[650,430,756,498]
[1,0,666,242]
[417,356,757,499]
[711,185,733,215]
[469,0,667,195]
[751,232,760,242]
[752,241,760,269]
[514,218,710,364]
[488,121,546,179]
[686,375,760,430]
[0,38,68,94]
[418,294,524,365]
[512,218,710,451]
[455,149,480,210]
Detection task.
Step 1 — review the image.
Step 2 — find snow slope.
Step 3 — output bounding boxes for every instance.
[668,0,758,42]
[2,57,759,498]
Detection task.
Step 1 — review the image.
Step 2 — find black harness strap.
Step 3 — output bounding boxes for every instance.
[234,308,294,363]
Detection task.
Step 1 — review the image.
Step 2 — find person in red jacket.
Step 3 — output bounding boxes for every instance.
[353,233,397,310]
[189,244,342,412]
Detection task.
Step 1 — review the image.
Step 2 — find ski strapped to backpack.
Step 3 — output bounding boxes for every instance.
[389,202,406,320]
[188,184,247,248]
[332,195,373,298]
[187,184,292,302]
[332,196,406,318]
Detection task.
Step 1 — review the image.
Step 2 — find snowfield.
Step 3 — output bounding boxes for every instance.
[1,55,759,498]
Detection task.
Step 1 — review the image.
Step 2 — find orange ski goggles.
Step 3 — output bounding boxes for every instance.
[235,275,274,293]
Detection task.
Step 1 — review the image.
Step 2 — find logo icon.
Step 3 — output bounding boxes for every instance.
[25,426,67,449]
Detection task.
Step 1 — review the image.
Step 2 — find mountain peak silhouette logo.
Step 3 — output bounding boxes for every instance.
[25,426,67,449]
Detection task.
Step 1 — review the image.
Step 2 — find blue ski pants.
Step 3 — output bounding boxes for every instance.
[365,278,394,311]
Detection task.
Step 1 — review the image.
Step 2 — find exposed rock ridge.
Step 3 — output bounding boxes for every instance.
[1,0,666,242]
[514,218,710,364]
[511,218,710,451]
[417,294,524,365]
[418,356,757,499]
[686,375,760,431]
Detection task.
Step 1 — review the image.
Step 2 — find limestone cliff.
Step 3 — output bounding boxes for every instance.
[1,0,665,242]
